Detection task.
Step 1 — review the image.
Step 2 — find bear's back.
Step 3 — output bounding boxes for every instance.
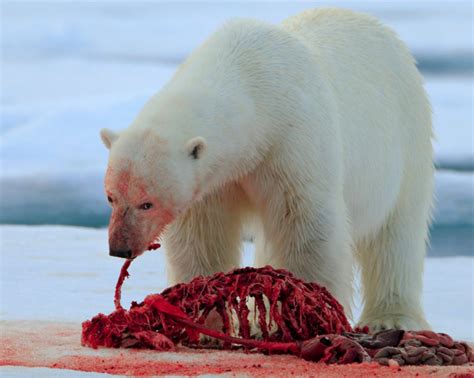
[280,8,430,129]
[281,8,432,161]
[281,8,414,68]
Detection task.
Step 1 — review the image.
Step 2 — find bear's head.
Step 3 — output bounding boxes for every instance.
[100,127,206,259]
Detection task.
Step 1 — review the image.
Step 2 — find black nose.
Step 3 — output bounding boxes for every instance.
[109,249,132,259]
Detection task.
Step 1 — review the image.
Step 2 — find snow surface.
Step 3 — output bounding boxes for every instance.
[0,225,472,342]
[0,367,111,378]
[1,1,473,228]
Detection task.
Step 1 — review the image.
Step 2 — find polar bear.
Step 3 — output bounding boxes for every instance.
[100,8,434,331]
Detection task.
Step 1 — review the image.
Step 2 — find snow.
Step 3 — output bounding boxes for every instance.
[0,367,111,378]
[0,225,472,342]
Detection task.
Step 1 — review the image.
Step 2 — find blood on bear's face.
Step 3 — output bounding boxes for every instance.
[105,166,175,259]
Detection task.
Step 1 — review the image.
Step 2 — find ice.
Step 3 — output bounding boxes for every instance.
[434,171,474,226]
[2,2,471,62]
[427,77,473,171]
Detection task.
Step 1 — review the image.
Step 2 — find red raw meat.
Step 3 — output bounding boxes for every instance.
[82,259,472,366]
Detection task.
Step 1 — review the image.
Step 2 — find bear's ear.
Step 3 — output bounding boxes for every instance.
[185,137,207,160]
[100,128,119,149]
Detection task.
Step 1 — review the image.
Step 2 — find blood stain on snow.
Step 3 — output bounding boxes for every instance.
[1,320,473,376]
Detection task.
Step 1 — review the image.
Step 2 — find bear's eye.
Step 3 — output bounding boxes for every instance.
[107,196,113,204]
[139,202,153,210]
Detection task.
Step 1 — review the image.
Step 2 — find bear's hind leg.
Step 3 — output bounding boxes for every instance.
[163,183,248,285]
[356,170,433,332]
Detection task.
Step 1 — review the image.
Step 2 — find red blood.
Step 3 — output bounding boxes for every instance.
[3,320,474,377]
[147,242,161,250]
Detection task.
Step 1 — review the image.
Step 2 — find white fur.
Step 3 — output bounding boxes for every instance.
[103,8,434,331]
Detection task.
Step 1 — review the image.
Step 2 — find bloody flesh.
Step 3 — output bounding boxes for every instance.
[114,259,131,311]
[82,260,472,366]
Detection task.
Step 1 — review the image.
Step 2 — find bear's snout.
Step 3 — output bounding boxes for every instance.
[108,230,135,259]
[109,248,133,259]
[108,207,140,259]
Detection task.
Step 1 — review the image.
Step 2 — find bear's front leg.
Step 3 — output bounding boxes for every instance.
[355,172,432,332]
[163,183,248,285]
